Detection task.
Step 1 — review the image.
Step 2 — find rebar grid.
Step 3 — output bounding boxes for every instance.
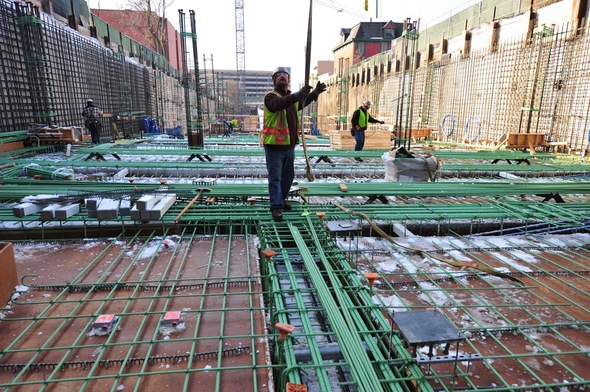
[341,231,590,391]
[258,219,429,392]
[0,228,271,391]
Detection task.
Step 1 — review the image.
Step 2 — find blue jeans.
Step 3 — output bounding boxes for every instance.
[354,129,365,151]
[264,147,295,211]
[88,122,101,144]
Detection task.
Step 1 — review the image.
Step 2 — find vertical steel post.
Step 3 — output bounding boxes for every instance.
[189,10,204,147]
[178,10,193,146]
[202,54,210,130]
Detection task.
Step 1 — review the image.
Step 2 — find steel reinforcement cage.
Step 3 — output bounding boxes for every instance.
[0,0,187,137]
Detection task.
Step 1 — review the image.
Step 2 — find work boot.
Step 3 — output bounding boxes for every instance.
[283,201,292,211]
[272,209,283,221]
[355,157,363,162]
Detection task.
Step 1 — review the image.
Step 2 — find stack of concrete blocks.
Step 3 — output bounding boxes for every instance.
[85,198,133,219]
[40,203,80,221]
[130,194,177,221]
[86,198,120,220]
[13,201,80,220]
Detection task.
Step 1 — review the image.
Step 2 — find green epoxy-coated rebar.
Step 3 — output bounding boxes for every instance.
[302,217,431,391]
[2,179,590,200]
[289,223,386,392]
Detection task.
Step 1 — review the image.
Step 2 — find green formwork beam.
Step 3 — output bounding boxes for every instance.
[2,179,590,201]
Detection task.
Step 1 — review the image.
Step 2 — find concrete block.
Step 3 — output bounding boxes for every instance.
[96,199,119,220]
[12,203,43,218]
[136,195,164,211]
[148,194,177,220]
[119,200,131,216]
[40,204,63,221]
[129,205,141,221]
[54,204,80,220]
[86,198,100,210]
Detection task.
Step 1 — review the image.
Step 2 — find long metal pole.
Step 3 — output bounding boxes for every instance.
[189,10,204,147]
[178,10,193,146]
[202,54,210,130]
[300,0,314,182]
[211,55,217,120]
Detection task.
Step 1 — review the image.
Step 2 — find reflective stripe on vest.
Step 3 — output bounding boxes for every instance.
[262,91,299,146]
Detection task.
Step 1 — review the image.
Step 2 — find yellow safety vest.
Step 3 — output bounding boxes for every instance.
[262,91,299,146]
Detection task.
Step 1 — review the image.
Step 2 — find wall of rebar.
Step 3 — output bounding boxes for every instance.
[318,1,590,152]
[3,0,590,152]
[0,0,187,135]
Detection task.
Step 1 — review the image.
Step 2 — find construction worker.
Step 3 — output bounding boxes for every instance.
[219,119,232,137]
[262,66,326,221]
[350,100,384,161]
[82,99,102,144]
[229,119,240,133]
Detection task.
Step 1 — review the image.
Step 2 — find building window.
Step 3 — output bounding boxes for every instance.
[356,42,365,56]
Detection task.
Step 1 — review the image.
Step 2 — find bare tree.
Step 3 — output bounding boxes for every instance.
[125,0,172,56]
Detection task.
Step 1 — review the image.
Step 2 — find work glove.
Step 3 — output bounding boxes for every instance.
[294,85,312,101]
[380,120,385,124]
[355,125,361,130]
[312,81,326,95]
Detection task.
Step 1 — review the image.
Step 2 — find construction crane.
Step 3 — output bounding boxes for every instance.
[234,0,246,114]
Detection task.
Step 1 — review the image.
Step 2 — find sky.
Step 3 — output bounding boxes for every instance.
[87,0,476,84]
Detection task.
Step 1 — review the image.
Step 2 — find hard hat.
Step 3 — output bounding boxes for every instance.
[272,66,290,80]
[363,100,371,108]
[87,98,93,104]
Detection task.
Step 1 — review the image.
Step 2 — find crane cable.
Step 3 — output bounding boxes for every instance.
[332,203,525,286]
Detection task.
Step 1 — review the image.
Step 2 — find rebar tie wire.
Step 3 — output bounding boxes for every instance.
[0,345,250,373]
[332,203,525,286]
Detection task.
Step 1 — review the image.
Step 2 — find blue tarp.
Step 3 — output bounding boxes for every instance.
[166,126,182,137]
[143,117,160,133]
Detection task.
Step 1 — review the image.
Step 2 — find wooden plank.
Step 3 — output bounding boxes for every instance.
[329,129,391,149]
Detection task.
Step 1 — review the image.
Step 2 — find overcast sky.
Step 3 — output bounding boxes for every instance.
[87,0,476,85]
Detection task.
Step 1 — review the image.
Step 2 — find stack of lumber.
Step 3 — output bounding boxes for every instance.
[32,126,83,144]
[242,115,259,132]
[328,128,392,149]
